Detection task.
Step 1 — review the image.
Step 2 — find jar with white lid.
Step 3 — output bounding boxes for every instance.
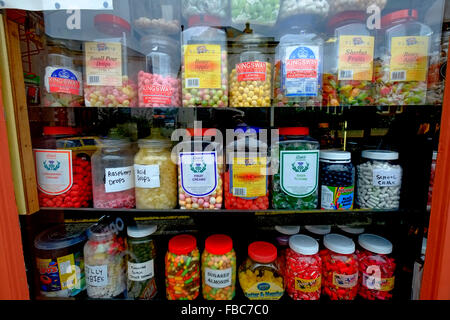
[337,225,365,243]
[356,150,402,210]
[303,225,331,251]
[274,225,300,277]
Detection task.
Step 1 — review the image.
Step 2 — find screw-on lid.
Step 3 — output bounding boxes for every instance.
[320,150,351,161]
[186,128,217,136]
[205,234,233,255]
[381,9,418,28]
[324,234,355,254]
[248,241,277,263]
[94,14,131,36]
[169,234,197,255]
[127,225,157,238]
[34,225,87,251]
[275,225,300,235]
[328,11,367,30]
[279,127,310,136]
[338,225,365,235]
[289,235,319,255]
[305,225,331,235]
[362,150,399,161]
[358,234,393,255]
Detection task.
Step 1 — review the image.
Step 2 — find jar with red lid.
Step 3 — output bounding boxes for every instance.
[33,126,94,208]
[238,241,284,300]
[357,234,396,300]
[285,235,322,300]
[201,234,236,300]
[322,233,359,300]
[165,234,201,300]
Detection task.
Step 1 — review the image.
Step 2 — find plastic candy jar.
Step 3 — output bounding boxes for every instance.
[132,0,181,35]
[322,38,340,107]
[285,235,322,300]
[238,241,284,300]
[175,128,223,210]
[328,0,387,15]
[231,0,281,28]
[427,151,438,211]
[319,150,355,210]
[279,0,329,20]
[322,233,359,300]
[84,223,127,299]
[303,225,331,251]
[274,225,301,277]
[337,225,365,244]
[33,126,93,208]
[165,234,201,300]
[357,234,396,300]
[272,127,320,210]
[127,225,158,300]
[201,234,236,300]
[374,10,433,105]
[138,35,181,107]
[356,150,402,210]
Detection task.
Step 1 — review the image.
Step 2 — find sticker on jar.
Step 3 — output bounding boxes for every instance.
[321,185,354,210]
[134,164,160,189]
[204,268,232,289]
[141,84,174,105]
[37,253,80,293]
[362,273,395,292]
[44,67,83,96]
[85,41,123,87]
[105,166,135,193]
[85,265,108,287]
[230,157,267,198]
[338,35,374,81]
[34,149,73,196]
[294,275,321,293]
[372,169,401,187]
[236,61,267,82]
[332,272,358,288]
[128,260,154,282]
[180,152,218,197]
[280,151,319,198]
[243,282,284,300]
[184,44,221,89]
[389,36,429,82]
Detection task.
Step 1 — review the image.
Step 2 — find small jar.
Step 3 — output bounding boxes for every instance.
[337,225,365,245]
[356,150,402,210]
[238,241,284,300]
[319,150,355,210]
[285,235,322,300]
[201,234,236,300]
[303,225,331,251]
[357,234,396,300]
[165,234,201,300]
[84,224,126,299]
[127,225,158,300]
[132,0,181,35]
[274,225,301,277]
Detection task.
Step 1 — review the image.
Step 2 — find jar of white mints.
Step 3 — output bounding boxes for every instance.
[356,150,402,210]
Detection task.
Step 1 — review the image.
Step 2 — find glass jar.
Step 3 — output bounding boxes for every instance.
[181,25,228,107]
[175,128,223,210]
[201,234,236,300]
[132,0,181,35]
[319,150,355,210]
[231,0,281,28]
[303,225,331,252]
[285,234,322,300]
[375,10,433,105]
[181,0,229,24]
[238,241,284,300]
[356,150,402,210]
[33,126,94,208]
[272,127,320,210]
[427,151,438,211]
[279,0,329,20]
[322,233,359,300]
[357,234,396,300]
[165,234,201,300]
[328,0,387,15]
[138,35,181,107]
[84,224,126,299]
[127,225,158,300]
[274,225,300,277]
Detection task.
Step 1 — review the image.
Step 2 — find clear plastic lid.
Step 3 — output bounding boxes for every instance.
[324,233,355,254]
[127,224,157,238]
[275,225,300,235]
[34,225,87,251]
[358,234,393,255]
[289,235,319,255]
[361,150,399,161]
[305,225,331,235]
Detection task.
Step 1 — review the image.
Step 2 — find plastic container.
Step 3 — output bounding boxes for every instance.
[231,0,281,28]
[238,241,284,300]
[34,225,87,298]
[127,225,158,300]
[279,0,329,20]
[285,235,322,300]
[322,37,340,106]
[328,0,387,15]
[303,225,331,251]
[319,150,355,210]
[132,0,181,35]
[201,234,236,300]
[427,151,438,211]
[356,150,402,210]
[165,234,201,300]
[182,0,229,24]
[272,127,320,210]
[337,225,365,243]
[274,225,301,277]
[357,234,396,300]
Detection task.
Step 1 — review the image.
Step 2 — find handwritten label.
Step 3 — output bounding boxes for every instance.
[105,166,134,193]
[372,169,401,187]
[204,268,232,288]
[86,265,108,287]
[128,260,154,282]
[134,164,160,189]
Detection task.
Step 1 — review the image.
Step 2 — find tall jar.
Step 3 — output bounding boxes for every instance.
[274,225,300,277]
[356,150,402,210]
[132,0,181,35]
[165,234,201,300]
[202,234,236,300]
[272,127,320,210]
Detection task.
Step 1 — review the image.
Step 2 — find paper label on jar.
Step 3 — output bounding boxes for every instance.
[86,265,108,287]
[204,268,232,288]
[141,84,173,105]
[332,272,358,288]
[372,169,401,187]
[180,151,218,197]
[338,35,374,81]
[280,151,319,198]
[128,260,154,282]
[44,67,82,96]
[184,44,221,89]
[243,282,284,300]
[37,253,79,293]
[230,157,267,198]
[321,185,354,210]
[294,275,321,293]
[362,273,395,291]
[283,45,320,97]
[236,61,267,82]
[34,149,73,196]
[390,36,429,82]
[105,166,135,193]
[85,41,122,87]
[134,164,160,189]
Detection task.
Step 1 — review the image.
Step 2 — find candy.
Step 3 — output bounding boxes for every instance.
[328,0,387,14]
[93,187,136,209]
[224,172,269,210]
[42,91,84,107]
[138,71,181,107]
[279,0,330,19]
[322,73,340,106]
[134,17,180,35]
[181,0,228,19]
[232,0,280,27]
[84,76,138,107]
[338,80,374,106]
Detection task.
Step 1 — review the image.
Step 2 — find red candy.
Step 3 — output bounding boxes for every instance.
[138,71,181,107]
[92,186,136,209]
[224,172,269,210]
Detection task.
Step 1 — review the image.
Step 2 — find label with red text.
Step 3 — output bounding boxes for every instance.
[236,61,267,81]
[45,67,82,96]
[85,41,123,86]
[141,84,173,105]
[390,36,429,82]
[34,149,73,195]
[338,35,374,81]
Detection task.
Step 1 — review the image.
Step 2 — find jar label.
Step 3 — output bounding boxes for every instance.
[86,265,108,287]
[36,253,81,293]
[184,44,222,89]
[243,282,284,300]
[128,260,154,282]
[236,61,267,82]
[280,151,319,198]
[294,275,321,293]
[362,273,395,291]
[204,267,232,288]
[105,166,135,193]
[283,45,320,97]
[338,35,374,81]
[34,149,73,196]
[180,151,218,197]
[141,84,173,105]
[332,272,358,288]
[372,169,401,187]
[321,185,354,210]
[230,157,267,198]
[390,36,429,82]
[134,164,160,189]
[45,67,82,96]
[85,41,123,87]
